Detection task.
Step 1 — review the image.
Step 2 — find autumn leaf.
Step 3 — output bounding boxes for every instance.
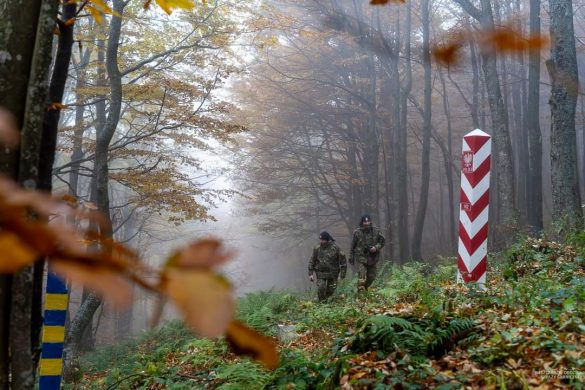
[0,107,20,147]
[161,269,234,337]
[226,320,279,370]
[152,0,195,15]
[432,42,462,67]
[526,34,548,51]
[52,259,133,307]
[170,238,233,269]
[86,6,104,24]
[482,29,527,52]
[64,17,76,27]
[0,176,141,306]
[89,0,120,16]
[434,25,548,67]
[47,102,68,111]
[0,232,38,273]
[60,194,78,207]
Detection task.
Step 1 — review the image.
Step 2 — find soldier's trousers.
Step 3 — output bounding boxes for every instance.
[357,262,377,290]
[316,277,337,301]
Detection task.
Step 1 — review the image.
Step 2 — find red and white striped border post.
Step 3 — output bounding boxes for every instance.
[457,129,491,285]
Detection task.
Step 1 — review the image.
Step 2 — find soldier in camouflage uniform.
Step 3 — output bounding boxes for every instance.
[350,214,385,291]
[308,231,347,302]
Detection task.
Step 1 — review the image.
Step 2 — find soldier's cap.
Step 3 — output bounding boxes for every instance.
[319,231,335,241]
[360,214,372,224]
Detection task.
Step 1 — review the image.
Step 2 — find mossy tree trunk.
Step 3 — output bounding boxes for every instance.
[0,0,60,387]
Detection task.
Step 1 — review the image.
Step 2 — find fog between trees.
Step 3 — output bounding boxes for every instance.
[1,0,584,382]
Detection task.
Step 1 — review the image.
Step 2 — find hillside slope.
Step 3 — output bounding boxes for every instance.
[72,235,585,389]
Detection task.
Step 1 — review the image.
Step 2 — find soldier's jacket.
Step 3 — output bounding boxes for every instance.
[308,242,347,279]
[350,226,385,266]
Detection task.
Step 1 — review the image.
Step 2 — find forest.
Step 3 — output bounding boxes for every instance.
[0,0,584,388]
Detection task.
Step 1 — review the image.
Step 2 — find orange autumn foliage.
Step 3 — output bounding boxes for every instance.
[433,27,549,67]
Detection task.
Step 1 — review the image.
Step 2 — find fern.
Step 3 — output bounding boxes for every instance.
[348,315,478,359]
[215,361,271,390]
[428,318,478,357]
[350,315,430,355]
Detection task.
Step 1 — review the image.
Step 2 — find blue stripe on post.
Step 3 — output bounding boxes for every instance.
[46,272,67,294]
[40,270,68,389]
[39,375,62,389]
[44,310,67,326]
[41,343,64,359]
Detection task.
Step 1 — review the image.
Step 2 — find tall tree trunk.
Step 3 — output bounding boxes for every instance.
[0,0,42,380]
[65,0,126,370]
[348,141,363,227]
[29,4,78,371]
[0,0,60,388]
[363,52,379,214]
[526,0,543,233]
[38,1,76,193]
[68,48,91,198]
[397,2,412,262]
[438,69,457,253]
[63,294,102,381]
[546,0,584,231]
[5,0,59,388]
[481,2,517,244]
[454,0,518,245]
[411,0,432,261]
[514,0,529,227]
[116,210,135,340]
[469,34,481,129]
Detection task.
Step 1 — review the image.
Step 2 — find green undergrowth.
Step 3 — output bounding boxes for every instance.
[72,234,585,389]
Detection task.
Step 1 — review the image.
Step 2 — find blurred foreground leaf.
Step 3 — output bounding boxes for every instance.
[162,269,235,337]
[226,320,279,370]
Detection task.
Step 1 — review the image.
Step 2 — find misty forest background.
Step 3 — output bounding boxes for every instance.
[1,0,585,387]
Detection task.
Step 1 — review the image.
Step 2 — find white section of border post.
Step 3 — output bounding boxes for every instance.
[457,129,491,285]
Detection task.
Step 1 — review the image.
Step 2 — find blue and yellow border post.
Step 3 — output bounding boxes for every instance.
[39,271,68,389]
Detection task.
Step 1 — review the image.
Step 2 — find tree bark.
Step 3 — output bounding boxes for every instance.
[68,47,92,198]
[0,0,43,382]
[469,35,481,129]
[411,0,432,261]
[65,0,126,369]
[0,0,59,387]
[0,0,43,177]
[438,69,457,253]
[526,0,543,233]
[397,2,412,262]
[38,1,76,192]
[63,293,102,381]
[546,0,584,231]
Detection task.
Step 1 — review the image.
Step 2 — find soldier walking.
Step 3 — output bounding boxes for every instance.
[308,231,347,302]
[350,214,385,291]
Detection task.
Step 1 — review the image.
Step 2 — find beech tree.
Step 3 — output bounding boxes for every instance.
[547,0,584,231]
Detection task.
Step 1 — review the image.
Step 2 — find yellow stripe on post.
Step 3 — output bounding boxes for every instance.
[45,293,68,310]
[42,326,65,343]
[39,358,63,376]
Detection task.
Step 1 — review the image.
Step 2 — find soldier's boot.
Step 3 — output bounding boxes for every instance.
[356,278,367,300]
[316,279,328,302]
[325,278,337,300]
[365,264,378,289]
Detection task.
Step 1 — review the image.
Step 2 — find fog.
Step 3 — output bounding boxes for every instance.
[53,0,585,346]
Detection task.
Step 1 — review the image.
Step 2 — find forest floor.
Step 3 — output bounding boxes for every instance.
[71,234,585,389]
